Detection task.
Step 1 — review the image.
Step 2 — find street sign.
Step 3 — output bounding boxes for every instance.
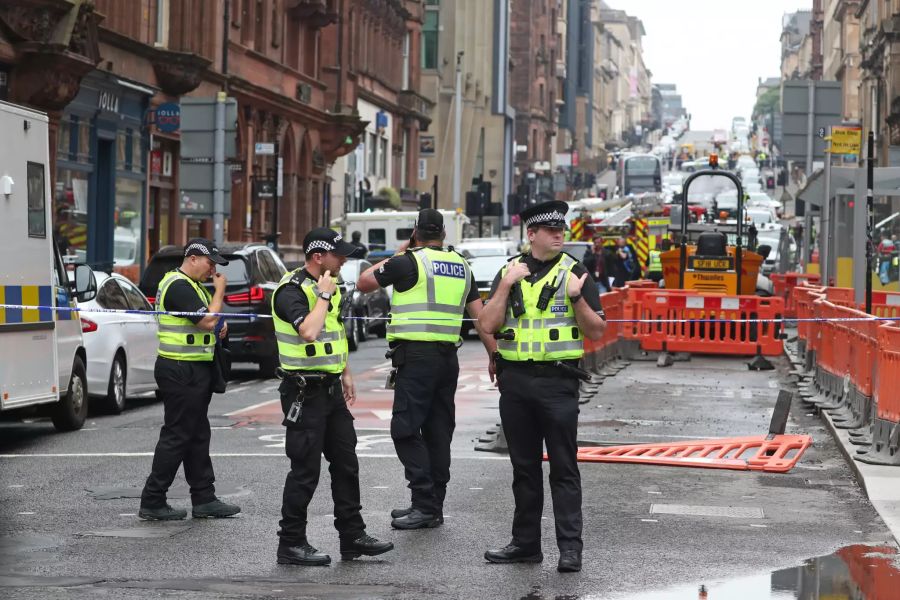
[817,127,826,139]
[830,126,862,155]
[780,80,842,162]
[156,102,181,133]
[255,142,275,156]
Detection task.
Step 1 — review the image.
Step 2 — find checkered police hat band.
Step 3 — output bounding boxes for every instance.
[185,243,210,256]
[305,240,334,253]
[525,211,566,226]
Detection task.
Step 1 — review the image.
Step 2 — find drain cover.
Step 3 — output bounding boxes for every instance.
[76,525,192,539]
[650,504,765,519]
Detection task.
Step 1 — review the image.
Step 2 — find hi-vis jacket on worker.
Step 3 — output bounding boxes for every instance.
[387,247,472,343]
[155,271,216,361]
[272,270,348,374]
[495,254,583,362]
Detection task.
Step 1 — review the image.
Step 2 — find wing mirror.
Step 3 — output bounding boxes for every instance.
[73,264,97,302]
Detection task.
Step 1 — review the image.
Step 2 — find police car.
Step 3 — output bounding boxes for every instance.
[0,101,97,431]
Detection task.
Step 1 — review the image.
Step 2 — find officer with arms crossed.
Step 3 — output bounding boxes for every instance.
[478,201,606,573]
[272,228,393,566]
[140,239,241,521]
[358,208,495,529]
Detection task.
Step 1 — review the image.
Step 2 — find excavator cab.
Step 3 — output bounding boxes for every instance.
[660,157,763,294]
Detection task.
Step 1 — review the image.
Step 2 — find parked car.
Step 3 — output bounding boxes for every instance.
[81,271,159,413]
[338,259,391,350]
[140,243,287,377]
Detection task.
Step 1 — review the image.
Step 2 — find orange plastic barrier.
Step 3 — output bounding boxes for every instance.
[875,324,900,425]
[583,290,623,357]
[568,434,811,473]
[868,290,900,319]
[837,545,900,600]
[792,285,825,345]
[638,292,784,356]
[772,272,821,318]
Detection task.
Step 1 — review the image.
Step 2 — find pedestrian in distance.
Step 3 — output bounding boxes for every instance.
[350,231,368,258]
[357,208,496,530]
[139,239,241,521]
[478,200,607,573]
[271,228,393,566]
[583,236,611,292]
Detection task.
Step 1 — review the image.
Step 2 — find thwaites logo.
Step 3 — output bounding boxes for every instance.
[550,305,569,313]
[432,261,466,279]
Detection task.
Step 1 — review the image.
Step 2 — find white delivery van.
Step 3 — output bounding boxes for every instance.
[0,101,97,431]
[331,210,470,254]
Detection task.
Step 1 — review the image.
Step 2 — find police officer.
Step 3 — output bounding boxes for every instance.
[140,239,241,521]
[272,228,393,566]
[647,239,669,283]
[478,201,607,573]
[357,208,495,529]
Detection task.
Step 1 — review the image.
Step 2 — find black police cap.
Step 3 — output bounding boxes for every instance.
[520,200,569,229]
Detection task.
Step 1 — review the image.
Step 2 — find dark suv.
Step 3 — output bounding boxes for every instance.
[139,243,287,377]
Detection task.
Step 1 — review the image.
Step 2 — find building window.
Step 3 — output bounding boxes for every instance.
[271,0,282,47]
[379,136,388,178]
[539,83,544,108]
[532,129,538,160]
[402,31,410,89]
[368,132,377,176]
[400,130,409,186]
[422,3,439,70]
[254,0,265,52]
[155,0,170,47]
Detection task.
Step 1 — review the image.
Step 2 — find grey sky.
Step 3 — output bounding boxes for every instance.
[610,1,807,130]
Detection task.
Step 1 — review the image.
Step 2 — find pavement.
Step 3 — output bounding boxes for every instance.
[1,338,897,599]
[784,335,900,547]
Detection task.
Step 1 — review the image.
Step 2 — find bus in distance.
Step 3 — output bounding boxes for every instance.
[619,153,662,196]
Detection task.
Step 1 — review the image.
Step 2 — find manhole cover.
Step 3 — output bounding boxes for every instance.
[650,504,765,519]
[76,525,192,539]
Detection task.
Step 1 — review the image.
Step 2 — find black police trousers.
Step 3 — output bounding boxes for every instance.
[497,364,583,552]
[277,376,366,546]
[141,357,217,508]
[390,342,459,515]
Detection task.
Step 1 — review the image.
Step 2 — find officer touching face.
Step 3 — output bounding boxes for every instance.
[478,200,607,573]
[272,228,393,566]
[140,239,240,521]
[357,208,496,530]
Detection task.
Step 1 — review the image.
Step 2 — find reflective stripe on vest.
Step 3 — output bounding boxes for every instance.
[271,270,348,373]
[495,254,584,362]
[648,250,662,272]
[387,247,471,343]
[156,271,215,362]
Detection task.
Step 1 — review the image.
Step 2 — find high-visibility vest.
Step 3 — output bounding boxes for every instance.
[271,270,348,374]
[648,249,663,272]
[387,247,472,343]
[496,254,585,362]
[156,270,215,362]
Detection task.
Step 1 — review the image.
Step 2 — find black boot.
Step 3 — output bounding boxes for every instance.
[391,506,444,523]
[138,504,187,521]
[391,508,441,530]
[557,550,582,573]
[340,534,394,560]
[276,542,331,566]
[484,543,543,564]
[192,498,241,519]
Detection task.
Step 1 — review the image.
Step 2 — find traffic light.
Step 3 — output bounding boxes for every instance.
[466,191,485,216]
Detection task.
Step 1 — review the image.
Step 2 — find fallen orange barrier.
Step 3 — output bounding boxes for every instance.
[567,434,811,473]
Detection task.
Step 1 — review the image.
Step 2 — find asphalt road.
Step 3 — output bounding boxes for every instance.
[0,337,895,599]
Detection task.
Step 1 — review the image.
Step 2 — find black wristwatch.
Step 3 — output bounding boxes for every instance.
[318,291,333,301]
[569,293,582,305]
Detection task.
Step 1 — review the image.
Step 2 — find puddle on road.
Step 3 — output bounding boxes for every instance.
[523,544,900,600]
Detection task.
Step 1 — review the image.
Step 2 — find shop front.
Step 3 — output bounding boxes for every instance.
[54,71,151,281]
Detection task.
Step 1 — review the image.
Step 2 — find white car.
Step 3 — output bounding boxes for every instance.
[746,192,782,216]
[746,207,777,227]
[80,271,159,413]
[662,173,684,194]
[456,238,518,258]
[743,181,763,193]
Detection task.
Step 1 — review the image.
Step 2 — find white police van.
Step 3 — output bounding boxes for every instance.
[0,101,96,431]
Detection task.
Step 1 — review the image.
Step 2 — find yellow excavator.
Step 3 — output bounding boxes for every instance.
[660,154,764,295]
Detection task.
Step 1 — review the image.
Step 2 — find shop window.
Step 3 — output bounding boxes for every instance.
[117,131,128,170]
[114,178,143,267]
[27,162,46,238]
[76,118,91,163]
[54,169,90,262]
[57,118,72,161]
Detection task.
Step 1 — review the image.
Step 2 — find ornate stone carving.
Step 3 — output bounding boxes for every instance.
[12,45,96,110]
[320,112,367,163]
[286,0,338,29]
[151,47,211,97]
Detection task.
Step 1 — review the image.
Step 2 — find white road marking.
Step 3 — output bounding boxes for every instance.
[119,513,136,517]
[640,519,658,523]
[370,410,393,420]
[749,524,768,528]
[224,398,279,416]
[17,512,35,515]
[647,491,662,495]
[469,487,483,490]
[372,486,389,489]
[79,428,97,431]
[8,484,24,488]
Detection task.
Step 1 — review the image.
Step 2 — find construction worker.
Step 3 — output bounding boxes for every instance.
[140,239,240,521]
[478,200,607,573]
[357,209,495,530]
[272,228,393,566]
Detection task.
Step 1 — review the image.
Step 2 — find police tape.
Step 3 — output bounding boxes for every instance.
[3,303,900,325]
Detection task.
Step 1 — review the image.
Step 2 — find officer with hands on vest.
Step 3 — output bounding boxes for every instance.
[140,239,241,521]
[478,200,607,573]
[272,228,394,566]
[357,208,496,530]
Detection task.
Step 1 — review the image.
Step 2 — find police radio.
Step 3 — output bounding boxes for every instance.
[508,282,526,318]
[535,274,561,311]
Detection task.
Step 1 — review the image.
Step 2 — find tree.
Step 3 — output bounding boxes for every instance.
[753,87,780,120]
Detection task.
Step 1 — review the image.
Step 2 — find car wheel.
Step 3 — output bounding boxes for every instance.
[357,310,369,343]
[347,315,360,351]
[103,353,127,415]
[52,355,88,432]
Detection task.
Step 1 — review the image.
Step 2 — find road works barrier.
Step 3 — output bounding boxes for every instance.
[770,272,820,318]
[790,285,900,466]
